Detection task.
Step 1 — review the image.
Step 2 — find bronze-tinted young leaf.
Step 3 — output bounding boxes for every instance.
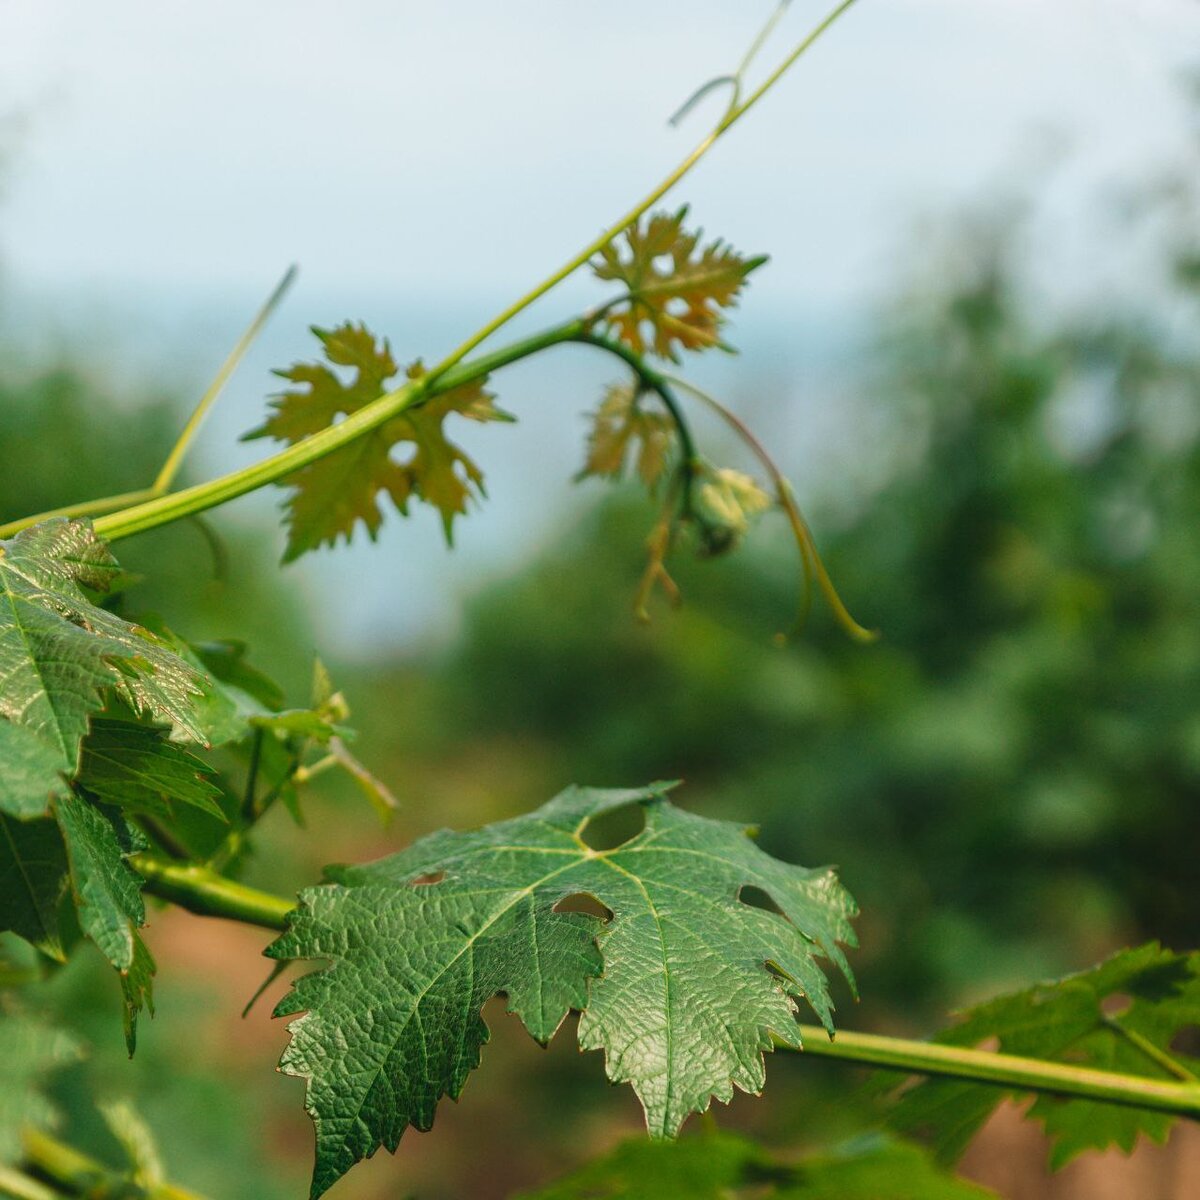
[592,207,766,361]
[0,519,210,819]
[578,383,676,490]
[245,325,511,560]
[268,784,856,1198]
[886,943,1200,1169]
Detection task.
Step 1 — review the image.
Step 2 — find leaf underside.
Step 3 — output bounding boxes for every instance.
[887,942,1200,1168]
[578,382,677,491]
[268,783,857,1199]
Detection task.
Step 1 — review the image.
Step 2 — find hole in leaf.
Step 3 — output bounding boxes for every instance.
[579,804,645,851]
[651,253,675,275]
[1101,992,1133,1018]
[1169,1025,1200,1057]
[738,885,784,916]
[552,893,613,922]
[409,870,445,887]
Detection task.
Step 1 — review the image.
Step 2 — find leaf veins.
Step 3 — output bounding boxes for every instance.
[268,783,857,1198]
[591,207,766,361]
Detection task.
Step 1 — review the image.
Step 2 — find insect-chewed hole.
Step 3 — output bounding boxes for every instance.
[552,893,613,922]
[1101,992,1133,1018]
[579,804,645,851]
[738,885,785,917]
[1169,1025,1200,1057]
[409,870,445,887]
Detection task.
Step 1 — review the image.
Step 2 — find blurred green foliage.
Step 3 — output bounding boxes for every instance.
[2,185,1198,1197]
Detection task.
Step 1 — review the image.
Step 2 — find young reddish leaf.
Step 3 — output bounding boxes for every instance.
[0,519,211,821]
[591,207,766,361]
[246,325,511,559]
[578,383,676,490]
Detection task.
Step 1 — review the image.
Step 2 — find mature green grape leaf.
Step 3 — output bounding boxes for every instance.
[886,943,1200,1168]
[54,794,145,971]
[245,324,511,560]
[77,719,223,821]
[0,814,69,960]
[782,1137,1001,1199]
[0,519,210,819]
[0,1011,83,1164]
[54,793,156,1052]
[578,383,676,490]
[268,783,856,1198]
[591,207,766,361]
[513,1131,997,1200]
[0,721,67,821]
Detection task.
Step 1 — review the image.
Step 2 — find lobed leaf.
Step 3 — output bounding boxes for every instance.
[591,207,766,361]
[77,719,224,822]
[578,383,676,491]
[245,324,510,560]
[268,783,856,1198]
[0,519,210,821]
[886,943,1200,1168]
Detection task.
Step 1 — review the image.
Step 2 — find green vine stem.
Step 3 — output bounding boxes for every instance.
[72,0,860,546]
[0,1162,58,1200]
[133,857,293,930]
[88,319,585,542]
[787,1026,1200,1119]
[0,267,296,542]
[19,1128,208,1200]
[132,858,1200,1123]
[86,318,710,546]
[419,0,860,386]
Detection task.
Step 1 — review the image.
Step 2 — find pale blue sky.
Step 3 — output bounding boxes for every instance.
[2,1,1198,651]
[2,1,1197,303]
